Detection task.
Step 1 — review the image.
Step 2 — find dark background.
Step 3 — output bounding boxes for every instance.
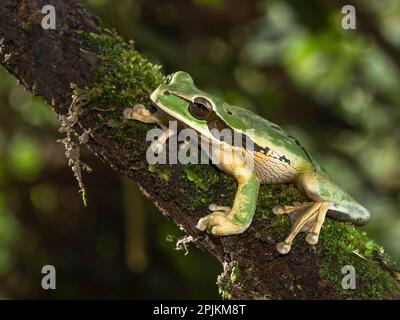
[0,0,399,299]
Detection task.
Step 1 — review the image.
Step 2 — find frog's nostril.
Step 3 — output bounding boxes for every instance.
[164,91,170,96]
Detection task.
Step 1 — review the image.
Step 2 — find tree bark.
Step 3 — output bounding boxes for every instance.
[0,0,399,299]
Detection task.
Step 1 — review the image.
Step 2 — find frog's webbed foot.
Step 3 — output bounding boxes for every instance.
[197,204,238,235]
[196,211,247,236]
[275,201,330,255]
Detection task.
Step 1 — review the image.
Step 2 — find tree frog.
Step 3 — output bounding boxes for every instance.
[123,71,370,255]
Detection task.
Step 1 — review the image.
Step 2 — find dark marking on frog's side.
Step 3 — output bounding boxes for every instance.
[207,112,283,166]
[279,154,291,164]
[240,133,270,155]
[258,146,270,155]
[207,115,269,153]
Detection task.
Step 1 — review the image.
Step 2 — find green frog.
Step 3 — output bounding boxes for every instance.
[123,71,370,254]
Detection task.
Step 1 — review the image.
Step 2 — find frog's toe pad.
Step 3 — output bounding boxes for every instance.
[132,104,151,116]
[306,232,319,245]
[272,206,285,215]
[123,107,134,119]
[277,242,291,255]
[123,105,151,121]
[196,219,207,232]
[196,212,245,236]
[208,203,231,213]
[209,203,221,211]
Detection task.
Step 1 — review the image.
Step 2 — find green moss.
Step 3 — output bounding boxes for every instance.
[256,184,307,217]
[71,31,166,161]
[148,164,171,183]
[230,266,241,283]
[218,277,233,300]
[255,183,307,238]
[178,164,224,211]
[74,31,165,109]
[217,263,260,300]
[270,214,291,237]
[183,192,210,212]
[317,219,398,299]
[217,264,238,300]
[183,165,219,191]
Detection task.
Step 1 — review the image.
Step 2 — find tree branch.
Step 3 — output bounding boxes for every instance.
[0,0,399,299]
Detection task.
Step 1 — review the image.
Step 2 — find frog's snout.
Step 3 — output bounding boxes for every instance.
[150,85,163,103]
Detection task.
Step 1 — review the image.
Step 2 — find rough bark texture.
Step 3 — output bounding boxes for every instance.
[0,0,399,299]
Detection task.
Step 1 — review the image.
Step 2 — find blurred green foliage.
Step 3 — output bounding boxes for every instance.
[0,0,399,298]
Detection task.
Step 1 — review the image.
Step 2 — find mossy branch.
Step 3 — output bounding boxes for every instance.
[0,0,399,299]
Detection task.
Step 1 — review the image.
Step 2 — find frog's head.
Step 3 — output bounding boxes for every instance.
[150,71,232,138]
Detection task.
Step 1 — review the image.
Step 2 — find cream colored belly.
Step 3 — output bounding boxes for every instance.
[251,151,298,184]
[208,142,299,184]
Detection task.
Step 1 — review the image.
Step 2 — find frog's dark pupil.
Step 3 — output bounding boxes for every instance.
[189,102,212,120]
[196,103,208,112]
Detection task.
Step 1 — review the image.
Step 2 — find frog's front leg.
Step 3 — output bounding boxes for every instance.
[197,174,260,236]
[208,203,231,214]
[150,126,176,154]
[124,105,174,154]
[123,105,165,125]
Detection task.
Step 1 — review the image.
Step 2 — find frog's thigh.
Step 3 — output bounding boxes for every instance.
[197,174,260,236]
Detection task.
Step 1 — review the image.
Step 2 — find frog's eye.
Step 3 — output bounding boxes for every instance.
[166,74,174,85]
[189,97,213,120]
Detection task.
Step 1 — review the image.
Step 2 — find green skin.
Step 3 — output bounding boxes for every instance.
[127,71,370,255]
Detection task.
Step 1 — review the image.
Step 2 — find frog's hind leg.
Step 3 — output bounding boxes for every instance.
[305,202,329,245]
[276,201,329,255]
[272,202,313,215]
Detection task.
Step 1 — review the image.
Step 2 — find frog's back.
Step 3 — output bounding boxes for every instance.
[216,103,316,169]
